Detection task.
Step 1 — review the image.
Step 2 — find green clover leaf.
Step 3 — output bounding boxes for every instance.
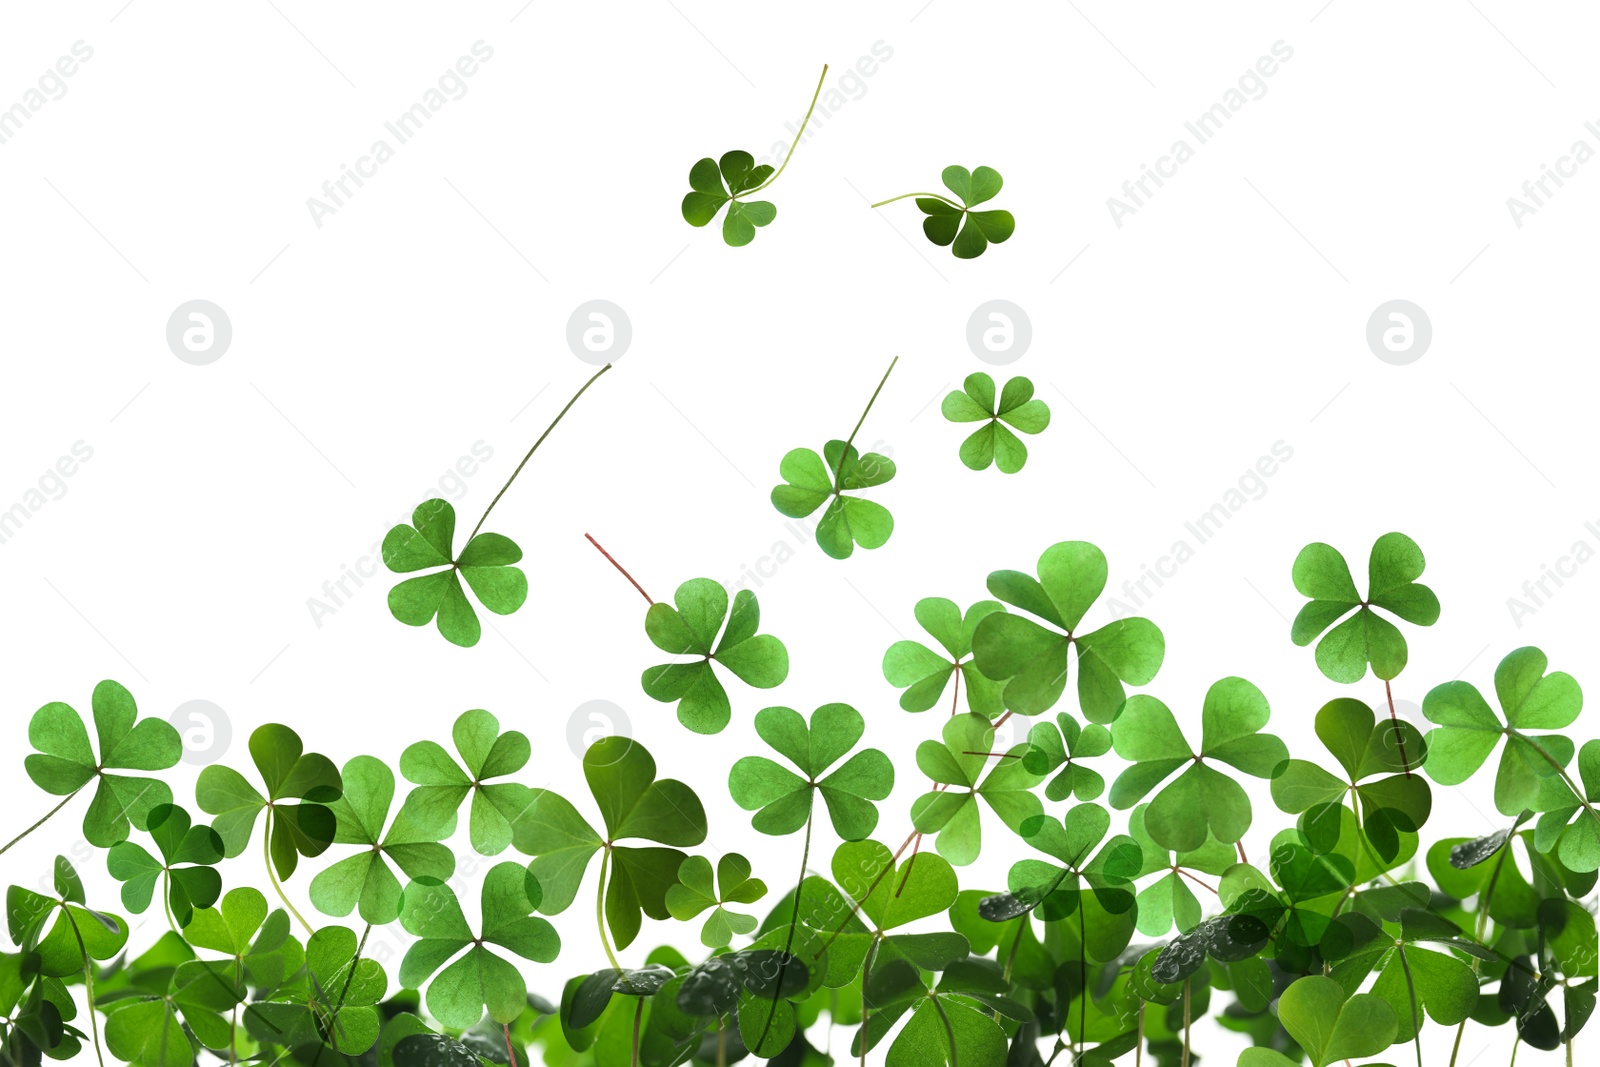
[105,803,224,928]
[245,924,388,1055]
[941,373,1050,473]
[398,862,559,1030]
[400,709,534,856]
[184,887,300,997]
[1022,710,1113,802]
[23,679,181,847]
[770,441,896,560]
[682,152,778,247]
[984,803,1141,935]
[882,597,1007,716]
[910,712,1045,866]
[514,736,707,952]
[1109,677,1288,852]
[1238,975,1399,1067]
[382,498,528,648]
[0,955,86,1064]
[1533,739,1600,872]
[852,958,1012,1066]
[5,857,128,979]
[1127,802,1233,937]
[310,755,456,924]
[642,578,790,735]
[1421,645,1583,816]
[874,165,1015,259]
[195,723,342,880]
[104,952,245,1067]
[728,703,893,841]
[971,540,1165,722]
[1322,907,1481,1048]
[664,853,768,948]
[1290,532,1440,683]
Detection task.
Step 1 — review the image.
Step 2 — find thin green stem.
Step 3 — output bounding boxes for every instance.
[0,788,82,857]
[162,871,177,934]
[469,363,612,542]
[1511,730,1600,830]
[743,65,829,196]
[61,907,106,1067]
[597,846,624,975]
[1384,679,1414,777]
[631,998,643,1067]
[931,996,959,1067]
[869,191,963,210]
[1181,979,1191,1067]
[859,942,876,1067]
[1396,945,1423,1067]
[831,356,898,490]
[263,810,314,936]
[309,921,372,1067]
[757,803,814,1050]
[1450,822,1520,1067]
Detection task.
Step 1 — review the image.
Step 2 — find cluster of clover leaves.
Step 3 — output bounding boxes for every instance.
[6,528,1600,1067]
[677,64,1015,257]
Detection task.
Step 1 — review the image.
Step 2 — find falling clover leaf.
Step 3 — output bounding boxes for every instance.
[681,65,827,246]
[1290,531,1440,683]
[309,755,456,924]
[770,357,898,560]
[971,540,1165,722]
[642,579,790,735]
[871,166,1016,259]
[105,803,225,928]
[728,703,893,840]
[398,862,559,1030]
[22,679,181,848]
[910,712,1045,866]
[1109,677,1289,852]
[881,597,1007,716]
[941,373,1050,473]
[383,498,526,648]
[664,853,768,948]
[400,709,535,856]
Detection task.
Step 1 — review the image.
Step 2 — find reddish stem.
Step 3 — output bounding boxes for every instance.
[585,533,654,604]
[1385,679,1414,777]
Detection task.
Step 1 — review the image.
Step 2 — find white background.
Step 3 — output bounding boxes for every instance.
[3,1,1598,1063]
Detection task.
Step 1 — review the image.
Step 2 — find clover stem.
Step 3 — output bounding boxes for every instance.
[468,363,613,543]
[504,1023,520,1067]
[716,1019,727,1067]
[319,921,372,1063]
[756,804,814,1052]
[813,827,921,958]
[1176,869,1218,896]
[950,664,962,716]
[1510,729,1600,830]
[596,846,624,975]
[831,356,899,491]
[1385,679,1413,777]
[1449,824,1519,1067]
[858,944,874,1067]
[868,191,963,210]
[1235,840,1248,864]
[1396,945,1423,1067]
[992,709,1014,730]
[0,786,82,857]
[930,996,958,1065]
[1077,899,1088,1063]
[631,999,643,1067]
[1180,978,1192,1067]
[262,810,315,937]
[62,907,106,1067]
[162,871,178,934]
[742,64,829,196]
[584,533,653,604]
[1136,1005,1144,1067]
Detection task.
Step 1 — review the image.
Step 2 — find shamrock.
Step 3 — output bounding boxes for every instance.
[309,755,456,924]
[382,498,528,648]
[852,958,1018,1066]
[400,709,534,856]
[103,954,243,1067]
[1421,645,1583,816]
[1237,975,1399,1067]
[910,712,1044,866]
[184,887,299,996]
[984,803,1141,941]
[1492,898,1599,1051]
[1023,710,1113,802]
[971,540,1165,722]
[514,736,707,951]
[105,803,224,928]
[1109,677,1289,852]
[872,166,1016,259]
[664,853,768,948]
[770,441,896,560]
[941,373,1050,473]
[5,857,127,979]
[1321,905,1482,1047]
[1127,802,1233,937]
[246,924,388,1055]
[641,579,790,735]
[195,723,342,880]
[1269,697,1433,860]
[1533,739,1600,872]
[23,679,181,847]
[0,954,86,1064]
[881,597,1006,716]
[727,703,893,840]
[682,152,777,247]
[398,862,559,1030]
[1290,532,1440,683]
[1220,832,1357,972]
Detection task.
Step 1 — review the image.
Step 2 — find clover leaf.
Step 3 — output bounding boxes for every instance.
[881,597,1006,716]
[245,923,388,1055]
[1290,532,1440,683]
[1127,802,1233,937]
[984,803,1141,932]
[728,703,893,840]
[770,441,896,560]
[852,958,1013,1065]
[398,862,558,1030]
[310,755,456,924]
[1533,739,1600,872]
[1321,908,1480,1048]
[1109,677,1288,852]
[682,152,777,247]
[23,679,181,847]
[971,540,1165,722]
[1422,645,1583,816]
[514,736,707,952]
[1023,710,1112,802]
[910,712,1045,866]
[195,723,342,880]
[184,887,300,996]
[642,578,790,735]
[383,498,528,648]
[941,373,1050,473]
[873,166,1016,259]
[0,955,85,1064]
[5,857,128,979]
[103,955,244,1067]
[400,709,534,856]
[664,853,768,948]
[1219,834,1356,972]
[105,803,224,928]
[1238,975,1399,1067]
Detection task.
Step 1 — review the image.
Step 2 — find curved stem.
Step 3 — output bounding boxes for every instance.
[61,908,106,1067]
[832,356,898,490]
[757,804,814,1050]
[262,810,314,936]
[596,846,623,975]
[469,363,612,542]
[869,191,962,210]
[743,65,829,196]
[0,788,82,857]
